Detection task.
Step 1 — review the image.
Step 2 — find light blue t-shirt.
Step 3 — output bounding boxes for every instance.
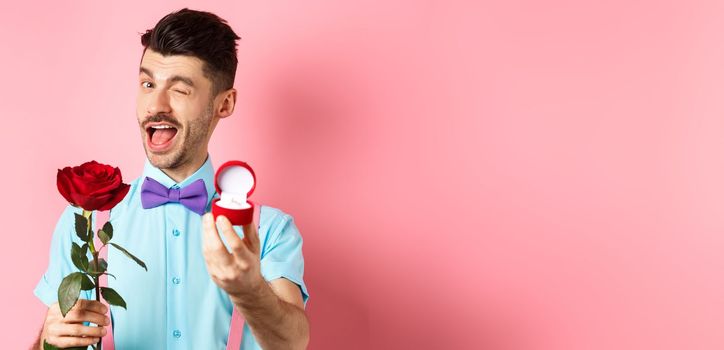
[34,154,309,349]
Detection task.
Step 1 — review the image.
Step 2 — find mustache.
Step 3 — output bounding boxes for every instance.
[143,114,180,128]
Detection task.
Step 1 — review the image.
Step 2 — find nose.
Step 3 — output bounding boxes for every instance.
[146,89,171,116]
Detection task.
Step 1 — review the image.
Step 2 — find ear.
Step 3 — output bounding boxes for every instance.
[216,88,237,119]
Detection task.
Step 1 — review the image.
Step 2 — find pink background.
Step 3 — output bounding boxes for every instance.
[2,1,723,349]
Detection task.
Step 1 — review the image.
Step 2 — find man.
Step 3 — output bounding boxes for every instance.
[32,8,310,349]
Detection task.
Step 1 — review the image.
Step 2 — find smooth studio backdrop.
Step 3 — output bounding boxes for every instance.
[2,1,724,349]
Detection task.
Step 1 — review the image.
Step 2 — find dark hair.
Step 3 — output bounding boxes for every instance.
[141,8,241,96]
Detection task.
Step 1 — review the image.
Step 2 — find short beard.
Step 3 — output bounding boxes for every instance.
[145,100,214,170]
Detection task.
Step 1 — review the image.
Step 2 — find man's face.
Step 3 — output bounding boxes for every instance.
[136,49,216,170]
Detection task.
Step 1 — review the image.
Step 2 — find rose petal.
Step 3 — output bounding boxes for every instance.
[98,183,130,211]
[56,168,76,206]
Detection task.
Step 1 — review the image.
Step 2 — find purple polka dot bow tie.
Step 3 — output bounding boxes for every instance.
[140,176,208,216]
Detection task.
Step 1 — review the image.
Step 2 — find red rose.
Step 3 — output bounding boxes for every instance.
[57,160,131,211]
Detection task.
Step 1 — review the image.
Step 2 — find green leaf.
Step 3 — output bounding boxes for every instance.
[87,258,108,277]
[103,221,113,240]
[81,243,88,257]
[110,243,147,271]
[80,273,95,291]
[43,340,86,350]
[100,286,126,309]
[73,213,88,241]
[42,340,60,350]
[98,228,111,245]
[70,243,88,272]
[58,272,83,317]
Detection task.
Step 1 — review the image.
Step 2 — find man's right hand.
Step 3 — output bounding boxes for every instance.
[40,299,109,349]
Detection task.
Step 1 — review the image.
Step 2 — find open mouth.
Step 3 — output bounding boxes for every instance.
[146,124,178,151]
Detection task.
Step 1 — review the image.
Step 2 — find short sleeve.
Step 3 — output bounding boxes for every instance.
[34,205,93,306]
[259,208,310,307]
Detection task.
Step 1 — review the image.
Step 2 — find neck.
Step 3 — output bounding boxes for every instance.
[160,152,208,183]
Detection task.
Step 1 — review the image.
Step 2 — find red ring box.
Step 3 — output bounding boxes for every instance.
[211,160,256,226]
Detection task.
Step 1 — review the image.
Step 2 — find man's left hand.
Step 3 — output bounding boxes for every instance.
[201,213,264,301]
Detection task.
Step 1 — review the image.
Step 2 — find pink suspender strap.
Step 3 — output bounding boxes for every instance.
[227,306,245,349]
[226,204,261,349]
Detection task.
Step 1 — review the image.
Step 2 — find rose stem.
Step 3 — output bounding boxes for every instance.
[86,211,104,350]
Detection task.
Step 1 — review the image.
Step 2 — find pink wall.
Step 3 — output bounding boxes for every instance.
[3,1,724,348]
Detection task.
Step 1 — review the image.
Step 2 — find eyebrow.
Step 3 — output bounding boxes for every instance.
[139,67,195,88]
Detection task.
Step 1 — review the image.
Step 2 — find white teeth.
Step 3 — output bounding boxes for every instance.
[150,125,174,129]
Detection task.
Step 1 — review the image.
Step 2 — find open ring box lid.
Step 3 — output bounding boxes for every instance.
[211,160,256,225]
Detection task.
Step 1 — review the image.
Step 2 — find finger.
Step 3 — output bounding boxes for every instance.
[74,299,108,315]
[64,308,110,326]
[56,323,107,338]
[241,220,260,255]
[216,215,253,258]
[202,213,232,262]
[47,335,101,348]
